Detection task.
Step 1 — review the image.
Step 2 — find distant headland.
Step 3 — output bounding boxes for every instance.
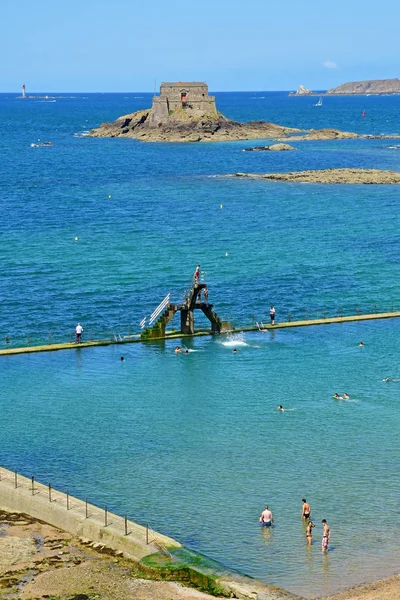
[290,78,400,96]
[88,81,359,143]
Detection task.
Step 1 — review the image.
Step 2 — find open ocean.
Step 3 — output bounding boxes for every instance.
[1,91,400,597]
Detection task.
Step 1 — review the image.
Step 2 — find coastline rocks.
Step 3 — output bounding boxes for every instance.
[244,143,296,152]
[232,168,400,184]
[281,128,359,141]
[88,106,360,144]
[89,109,303,143]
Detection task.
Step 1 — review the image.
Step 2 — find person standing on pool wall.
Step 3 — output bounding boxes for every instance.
[75,323,83,344]
[270,305,276,326]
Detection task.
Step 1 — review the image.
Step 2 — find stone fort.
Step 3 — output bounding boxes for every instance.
[150,82,217,126]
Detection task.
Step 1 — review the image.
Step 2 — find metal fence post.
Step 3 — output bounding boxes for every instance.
[305,308,309,320]
[288,311,291,322]
[373,303,376,313]
[357,304,360,315]
[69,331,72,343]
[48,333,52,345]
[27,334,30,345]
[67,490,70,510]
[124,514,128,536]
[48,483,52,502]
[105,506,108,527]
[339,306,343,317]
[14,471,17,489]
[90,329,93,341]
[31,476,34,495]
[85,498,88,518]
[146,523,149,544]
[391,301,394,312]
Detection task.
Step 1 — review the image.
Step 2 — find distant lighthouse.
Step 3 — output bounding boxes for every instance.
[21,84,26,98]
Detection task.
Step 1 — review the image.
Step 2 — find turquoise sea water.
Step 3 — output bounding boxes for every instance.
[1,91,400,597]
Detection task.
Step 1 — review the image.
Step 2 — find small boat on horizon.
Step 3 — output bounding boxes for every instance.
[314,97,323,107]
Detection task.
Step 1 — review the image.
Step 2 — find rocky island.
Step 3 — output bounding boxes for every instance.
[290,78,400,96]
[231,168,400,184]
[88,81,359,143]
[327,78,400,95]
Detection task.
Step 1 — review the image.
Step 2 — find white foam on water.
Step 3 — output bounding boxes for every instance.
[220,333,249,347]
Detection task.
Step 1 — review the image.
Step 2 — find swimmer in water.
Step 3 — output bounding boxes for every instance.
[278,405,284,411]
[175,346,181,353]
[358,342,364,347]
[382,377,391,382]
[233,348,237,354]
[185,349,189,354]
[342,393,350,399]
[333,393,341,399]
[306,521,315,545]
[120,356,125,362]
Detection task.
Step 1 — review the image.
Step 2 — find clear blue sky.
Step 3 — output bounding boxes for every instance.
[2,0,399,92]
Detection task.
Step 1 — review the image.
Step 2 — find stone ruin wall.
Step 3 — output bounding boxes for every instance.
[149,82,217,126]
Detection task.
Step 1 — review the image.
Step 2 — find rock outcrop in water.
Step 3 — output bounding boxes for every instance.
[289,85,314,96]
[231,169,400,184]
[244,143,296,152]
[88,80,360,143]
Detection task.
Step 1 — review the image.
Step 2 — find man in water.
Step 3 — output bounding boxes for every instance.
[175,346,181,353]
[75,323,83,344]
[358,342,364,347]
[321,519,330,552]
[306,521,315,545]
[278,405,284,412]
[342,393,350,399]
[259,505,274,527]
[302,499,311,520]
[270,306,276,326]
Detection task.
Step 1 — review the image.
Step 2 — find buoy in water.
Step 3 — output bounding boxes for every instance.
[74,236,79,242]
[108,195,112,199]
[220,205,223,209]
[225,252,229,256]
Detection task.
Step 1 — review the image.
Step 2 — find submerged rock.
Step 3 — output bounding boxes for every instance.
[232,168,400,184]
[244,143,296,152]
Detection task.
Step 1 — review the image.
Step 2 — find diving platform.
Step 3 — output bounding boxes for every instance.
[142,278,223,339]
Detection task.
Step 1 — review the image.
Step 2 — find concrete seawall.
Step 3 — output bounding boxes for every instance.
[1,311,400,357]
[0,467,180,560]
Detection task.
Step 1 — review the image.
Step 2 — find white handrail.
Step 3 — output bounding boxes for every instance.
[149,293,171,325]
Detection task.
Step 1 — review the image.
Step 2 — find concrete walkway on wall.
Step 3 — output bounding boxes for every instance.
[0,467,179,561]
[2,311,400,357]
